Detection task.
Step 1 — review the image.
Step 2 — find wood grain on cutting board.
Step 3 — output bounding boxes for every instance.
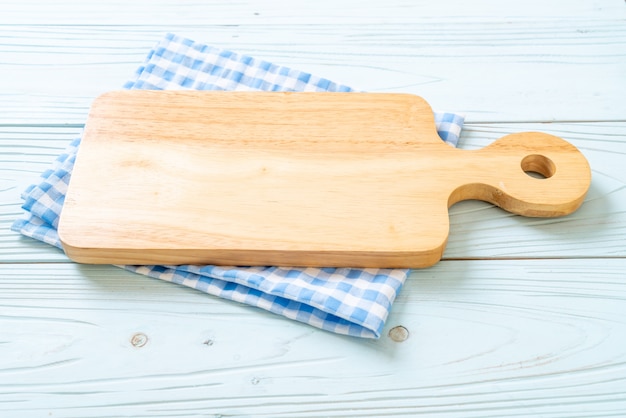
[58,91,590,267]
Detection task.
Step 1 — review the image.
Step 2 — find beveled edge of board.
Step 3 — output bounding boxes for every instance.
[59,242,447,269]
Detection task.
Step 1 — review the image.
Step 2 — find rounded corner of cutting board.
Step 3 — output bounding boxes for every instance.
[57,215,99,264]
[57,225,85,263]
[89,90,124,107]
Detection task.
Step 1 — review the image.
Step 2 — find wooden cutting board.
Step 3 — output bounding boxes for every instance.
[58,91,591,267]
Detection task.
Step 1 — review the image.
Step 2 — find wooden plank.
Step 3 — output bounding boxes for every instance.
[2,122,623,263]
[2,0,624,24]
[1,259,624,417]
[0,16,625,124]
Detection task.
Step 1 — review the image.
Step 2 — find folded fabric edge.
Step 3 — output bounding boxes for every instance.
[125,264,399,339]
[174,263,409,338]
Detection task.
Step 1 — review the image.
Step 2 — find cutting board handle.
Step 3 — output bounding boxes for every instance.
[448,132,591,217]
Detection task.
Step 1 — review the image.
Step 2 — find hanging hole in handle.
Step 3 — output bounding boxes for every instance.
[521,154,556,179]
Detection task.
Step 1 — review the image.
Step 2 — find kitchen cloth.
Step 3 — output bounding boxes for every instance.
[12,33,464,339]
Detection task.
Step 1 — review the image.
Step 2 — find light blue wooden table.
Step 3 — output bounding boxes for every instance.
[2,1,625,416]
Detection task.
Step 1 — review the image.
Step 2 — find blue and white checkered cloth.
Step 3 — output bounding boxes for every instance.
[12,33,464,339]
